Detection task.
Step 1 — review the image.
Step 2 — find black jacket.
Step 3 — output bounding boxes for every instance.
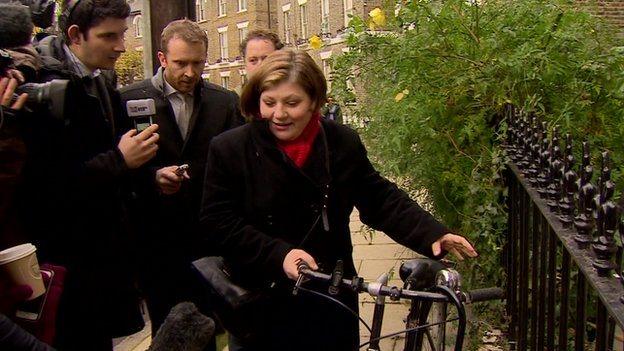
[120,69,244,266]
[16,36,143,346]
[200,119,449,349]
[0,314,55,351]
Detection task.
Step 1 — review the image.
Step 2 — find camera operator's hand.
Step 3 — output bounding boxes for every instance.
[118,124,159,169]
[4,69,24,84]
[283,249,318,280]
[155,165,190,195]
[0,77,27,110]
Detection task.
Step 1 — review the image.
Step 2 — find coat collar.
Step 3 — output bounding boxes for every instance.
[250,119,332,188]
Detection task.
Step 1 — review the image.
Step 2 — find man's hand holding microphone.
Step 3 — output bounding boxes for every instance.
[121,97,160,169]
[118,124,160,169]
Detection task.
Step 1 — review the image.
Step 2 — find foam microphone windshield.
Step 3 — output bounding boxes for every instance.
[0,3,34,49]
[148,302,216,351]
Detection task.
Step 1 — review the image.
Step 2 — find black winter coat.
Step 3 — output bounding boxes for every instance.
[120,69,244,268]
[200,119,449,350]
[16,36,143,348]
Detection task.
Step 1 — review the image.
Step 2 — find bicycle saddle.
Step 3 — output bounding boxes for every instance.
[399,258,448,290]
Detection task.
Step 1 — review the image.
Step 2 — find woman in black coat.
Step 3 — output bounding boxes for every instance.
[200,50,477,350]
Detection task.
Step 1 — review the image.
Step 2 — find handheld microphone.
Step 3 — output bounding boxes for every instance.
[0,3,34,49]
[148,302,216,351]
[126,98,156,133]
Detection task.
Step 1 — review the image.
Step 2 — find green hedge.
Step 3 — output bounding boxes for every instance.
[331,0,624,288]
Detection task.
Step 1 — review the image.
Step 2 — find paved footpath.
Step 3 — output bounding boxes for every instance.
[113,209,418,351]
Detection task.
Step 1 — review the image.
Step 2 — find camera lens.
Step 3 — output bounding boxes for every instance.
[15,79,69,120]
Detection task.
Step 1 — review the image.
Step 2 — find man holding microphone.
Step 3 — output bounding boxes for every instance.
[120,19,243,348]
[16,0,159,349]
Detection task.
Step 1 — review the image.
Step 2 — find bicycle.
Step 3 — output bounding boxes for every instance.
[294,258,504,351]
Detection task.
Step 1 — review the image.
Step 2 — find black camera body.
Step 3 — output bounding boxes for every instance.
[16,80,70,121]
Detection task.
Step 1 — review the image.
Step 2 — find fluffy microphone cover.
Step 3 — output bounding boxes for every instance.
[0,3,34,49]
[148,302,216,351]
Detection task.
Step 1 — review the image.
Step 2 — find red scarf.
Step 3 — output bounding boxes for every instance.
[276,112,321,168]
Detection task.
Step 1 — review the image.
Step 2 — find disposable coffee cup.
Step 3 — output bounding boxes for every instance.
[0,243,45,300]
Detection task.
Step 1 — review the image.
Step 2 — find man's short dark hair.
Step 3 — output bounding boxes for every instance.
[59,0,130,41]
[239,29,284,57]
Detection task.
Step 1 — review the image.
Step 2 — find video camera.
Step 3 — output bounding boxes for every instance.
[0,1,70,121]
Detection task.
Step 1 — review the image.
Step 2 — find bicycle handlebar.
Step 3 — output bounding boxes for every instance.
[295,262,504,351]
[463,287,505,303]
[296,265,504,304]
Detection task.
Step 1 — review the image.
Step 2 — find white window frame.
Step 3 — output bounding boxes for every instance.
[220,71,231,87]
[321,0,330,34]
[237,21,249,47]
[133,15,143,38]
[196,0,206,22]
[218,0,227,17]
[282,7,291,44]
[221,76,229,88]
[343,0,353,27]
[239,69,247,85]
[238,0,247,12]
[299,3,308,39]
[218,26,229,60]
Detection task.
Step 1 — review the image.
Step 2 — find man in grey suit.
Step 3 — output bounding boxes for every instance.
[120,19,243,347]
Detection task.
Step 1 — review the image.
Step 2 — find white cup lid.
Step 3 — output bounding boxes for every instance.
[0,244,37,265]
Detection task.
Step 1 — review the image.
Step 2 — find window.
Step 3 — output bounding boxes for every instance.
[343,0,353,27]
[322,59,331,79]
[221,76,230,89]
[299,4,308,39]
[321,0,329,34]
[196,0,205,21]
[240,70,247,85]
[283,10,291,44]
[323,60,332,90]
[238,27,248,46]
[218,0,227,16]
[238,0,247,12]
[218,30,229,60]
[237,22,249,47]
[133,15,143,38]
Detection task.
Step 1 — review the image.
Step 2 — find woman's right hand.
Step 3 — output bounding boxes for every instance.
[283,249,318,280]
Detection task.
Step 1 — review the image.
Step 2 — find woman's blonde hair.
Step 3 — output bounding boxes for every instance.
[240,49,327,119]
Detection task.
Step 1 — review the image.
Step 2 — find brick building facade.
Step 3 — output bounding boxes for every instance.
[124,0,380,93]
[577,0,624,28]
[125,1,624,93]
[126,0,144,52]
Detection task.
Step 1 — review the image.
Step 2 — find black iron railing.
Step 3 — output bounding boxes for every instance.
[504,105,624,350]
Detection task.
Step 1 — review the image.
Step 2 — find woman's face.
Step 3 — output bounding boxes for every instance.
[260,81,316,141]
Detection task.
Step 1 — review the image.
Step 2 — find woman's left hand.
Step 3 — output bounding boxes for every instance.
[431,233,478,260]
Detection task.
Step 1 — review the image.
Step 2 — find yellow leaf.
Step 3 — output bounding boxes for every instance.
[395,92,405,102]
[403,89,410,95]
[369,8,386,29]
[309,35,323,49]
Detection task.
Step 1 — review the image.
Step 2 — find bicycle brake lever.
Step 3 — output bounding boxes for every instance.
[328,260,344,295]
[293,261,310,296]
[293,274,305,295]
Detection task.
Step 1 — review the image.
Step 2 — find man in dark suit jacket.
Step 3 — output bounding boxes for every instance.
[120,19,243,346]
